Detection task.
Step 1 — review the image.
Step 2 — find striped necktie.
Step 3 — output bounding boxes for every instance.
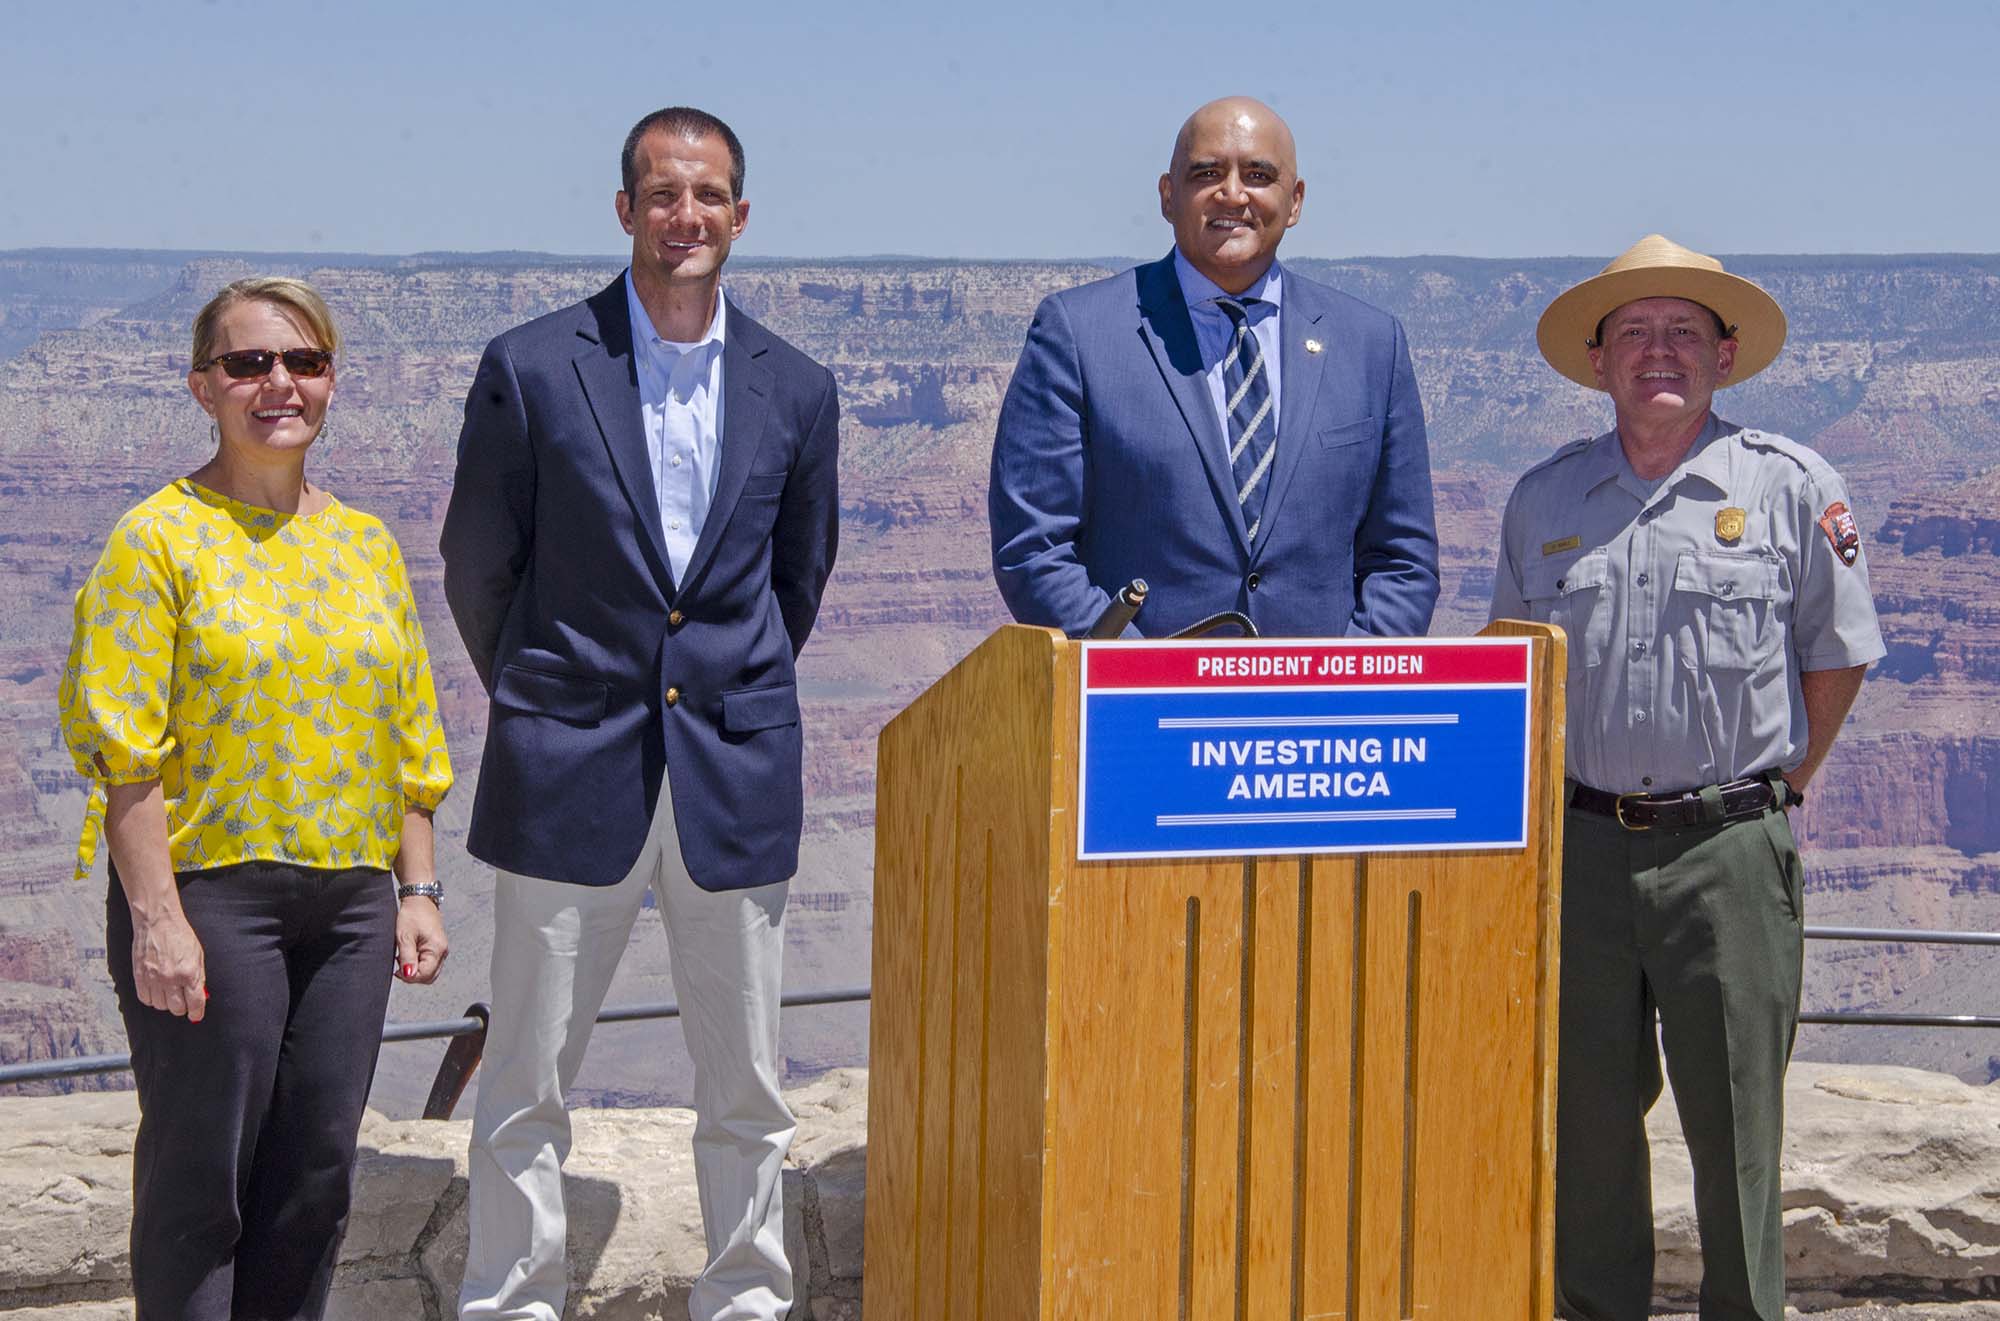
[1217,297,1275,542]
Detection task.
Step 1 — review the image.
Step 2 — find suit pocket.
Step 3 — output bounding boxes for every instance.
[741,470,788,499]
[493,663,610,725]
[721,682,800,733]
[1318,415,1380,448]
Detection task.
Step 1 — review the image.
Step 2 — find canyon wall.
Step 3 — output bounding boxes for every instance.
[1,248,1996,1104]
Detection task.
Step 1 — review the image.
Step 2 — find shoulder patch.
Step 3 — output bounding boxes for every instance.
[1817,501,1861,566]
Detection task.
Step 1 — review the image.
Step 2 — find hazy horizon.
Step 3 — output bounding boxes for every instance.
[13,244,2000,265]
[3,0,1993,260]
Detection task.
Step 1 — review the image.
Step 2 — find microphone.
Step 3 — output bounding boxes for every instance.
[1086,579,1149,638]
[1169,610,1259,639]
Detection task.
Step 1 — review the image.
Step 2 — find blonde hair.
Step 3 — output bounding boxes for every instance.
[190,277,340,367]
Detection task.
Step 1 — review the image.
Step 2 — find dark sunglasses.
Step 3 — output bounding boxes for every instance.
[193,348,334,380]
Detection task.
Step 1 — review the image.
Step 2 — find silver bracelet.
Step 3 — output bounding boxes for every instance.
[397,881,444,907]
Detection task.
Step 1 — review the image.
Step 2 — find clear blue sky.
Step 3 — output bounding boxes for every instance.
[3,0,1992,260]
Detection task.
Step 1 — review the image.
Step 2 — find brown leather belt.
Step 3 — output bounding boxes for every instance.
[1568,774,1799,832]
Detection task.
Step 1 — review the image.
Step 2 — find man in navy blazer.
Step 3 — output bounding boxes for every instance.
[441,107,838,1321]
[990,97,1438,638]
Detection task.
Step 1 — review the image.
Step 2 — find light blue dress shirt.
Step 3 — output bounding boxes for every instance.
[1173,248,1284,451]
[625,269,726,582]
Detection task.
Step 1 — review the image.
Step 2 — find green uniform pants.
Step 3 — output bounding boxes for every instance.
[1554,799,1805,1321]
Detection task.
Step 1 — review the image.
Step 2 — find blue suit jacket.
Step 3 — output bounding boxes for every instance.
[441,278,840,889]
[989,255,1438,638]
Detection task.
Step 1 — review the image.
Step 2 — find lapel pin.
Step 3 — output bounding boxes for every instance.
[1305,338,1323,354]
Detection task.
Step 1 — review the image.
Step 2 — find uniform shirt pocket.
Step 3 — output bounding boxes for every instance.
[1670,551,1784,672]
[1524,549,1612,669]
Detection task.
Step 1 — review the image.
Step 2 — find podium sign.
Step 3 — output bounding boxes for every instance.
[1078,637,1531,860]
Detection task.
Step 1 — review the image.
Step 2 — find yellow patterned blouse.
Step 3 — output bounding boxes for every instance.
[59,480,454,879]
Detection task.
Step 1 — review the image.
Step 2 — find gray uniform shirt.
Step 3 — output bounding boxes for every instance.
[1489,414,1886,794]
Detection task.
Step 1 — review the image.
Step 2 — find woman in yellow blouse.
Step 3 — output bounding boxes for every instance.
[59,277,453,1321]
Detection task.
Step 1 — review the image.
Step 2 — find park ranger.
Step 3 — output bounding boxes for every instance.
[1490,234,1885,1321]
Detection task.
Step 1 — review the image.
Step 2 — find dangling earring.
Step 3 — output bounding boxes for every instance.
[209,420,219,446]
[315,420,330,447]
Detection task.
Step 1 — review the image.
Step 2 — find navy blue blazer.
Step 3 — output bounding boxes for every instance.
[441,278,840,889]
[989,254,1438,638]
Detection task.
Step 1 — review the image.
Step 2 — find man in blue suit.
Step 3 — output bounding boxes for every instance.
[990,96,1438,638]
[441,107,838,1321]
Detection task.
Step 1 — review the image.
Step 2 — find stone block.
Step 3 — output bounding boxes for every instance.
[789,1066,869,1300]
[1652,1062,2000,1301]
[340,1109,465,1265]
[325,1277,431,1320]
[0,1092,137,1292]
[813,1147,867,1284]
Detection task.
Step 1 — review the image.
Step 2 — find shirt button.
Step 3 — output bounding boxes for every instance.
[1720,583,1735,597]
[1636,573,1649,587]
[1247,572,1261,591]
[1633,640,1647,654]
[671,455,683,468]
[1642,776,1653,786]
[1635,710,1648,723]
[668,609,685,627]
[665,686,681,707]
[669,519,681,531]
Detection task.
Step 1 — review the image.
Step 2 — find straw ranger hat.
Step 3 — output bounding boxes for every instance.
[1535,234,1787,390]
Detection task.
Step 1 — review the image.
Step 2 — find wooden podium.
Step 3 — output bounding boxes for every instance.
[864,623,1565,1320]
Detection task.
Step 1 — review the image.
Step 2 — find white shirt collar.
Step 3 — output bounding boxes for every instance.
[624,268,728,358]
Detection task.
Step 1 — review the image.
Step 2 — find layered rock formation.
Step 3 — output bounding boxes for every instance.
[0,249,1996,1112]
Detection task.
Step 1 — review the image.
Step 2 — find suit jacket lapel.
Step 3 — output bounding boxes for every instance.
[677,309,772,600]
[573,281,676,594]
[1135,257,1251,555]
[1254,285,1329,556]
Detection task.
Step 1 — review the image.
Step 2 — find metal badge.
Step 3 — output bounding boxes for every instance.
[1715,507,1746,543]
[1541,535,1581,556]
[1305,338,1323,354]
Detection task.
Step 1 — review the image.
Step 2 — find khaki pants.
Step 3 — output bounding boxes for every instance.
[1554,800,1804,1321]
[459,782,795,1321]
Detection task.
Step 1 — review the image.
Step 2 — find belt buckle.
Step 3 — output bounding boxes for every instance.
[1613,792,1653,832]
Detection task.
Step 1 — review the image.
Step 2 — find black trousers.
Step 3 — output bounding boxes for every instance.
[107,862,397,1321]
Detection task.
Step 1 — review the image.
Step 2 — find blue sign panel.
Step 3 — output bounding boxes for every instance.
[1077,639,1532,860]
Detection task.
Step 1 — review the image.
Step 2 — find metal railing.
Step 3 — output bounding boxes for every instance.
[4,924,1997,1102]
[0,985,873,1118]
[1795,926,2000,1030]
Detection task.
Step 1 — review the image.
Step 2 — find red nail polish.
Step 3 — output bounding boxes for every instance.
[403,964,414,978]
